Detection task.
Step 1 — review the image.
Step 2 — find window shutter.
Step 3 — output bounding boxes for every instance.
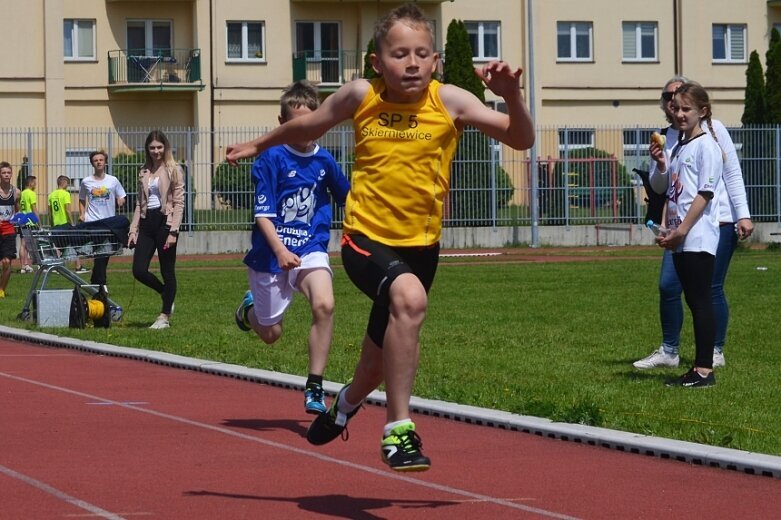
[622,23,636,59]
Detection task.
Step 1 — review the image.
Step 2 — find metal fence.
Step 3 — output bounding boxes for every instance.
[1,125,780,231]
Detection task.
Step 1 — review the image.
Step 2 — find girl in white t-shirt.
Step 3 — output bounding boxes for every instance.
[649,82,723,388]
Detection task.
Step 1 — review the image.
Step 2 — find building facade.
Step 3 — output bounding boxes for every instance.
[1,0,779,218]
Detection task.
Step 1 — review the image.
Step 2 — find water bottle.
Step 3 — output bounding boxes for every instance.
[646,220,668,237]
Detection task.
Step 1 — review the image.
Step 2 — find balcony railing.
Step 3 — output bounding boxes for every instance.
[108,49,204,92]
[292,49,445,87]
[293,50,363,87]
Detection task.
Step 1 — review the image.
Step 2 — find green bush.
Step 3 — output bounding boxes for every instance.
[213,160,254,210]
[111,151,145,210]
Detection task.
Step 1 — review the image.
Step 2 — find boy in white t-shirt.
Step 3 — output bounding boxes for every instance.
[649,82,722,388]
[78,150,126,288]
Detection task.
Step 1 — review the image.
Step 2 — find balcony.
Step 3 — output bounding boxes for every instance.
[292,49,444,89]
[108,49,204,92]
[293,50,363,89]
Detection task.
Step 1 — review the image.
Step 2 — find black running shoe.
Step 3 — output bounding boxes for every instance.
[306,384,361,445]
[665,367,716,388]
[380,422,431,472]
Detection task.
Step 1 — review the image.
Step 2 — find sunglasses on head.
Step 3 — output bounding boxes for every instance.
[661,91,675,101]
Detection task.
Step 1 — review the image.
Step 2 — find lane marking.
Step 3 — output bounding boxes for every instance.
[0,370,579,520]
[86,402,149,406]
[0,464,126,520]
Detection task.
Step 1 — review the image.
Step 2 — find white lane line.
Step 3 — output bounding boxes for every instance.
[0,464,126,520]
[0,371,579,520]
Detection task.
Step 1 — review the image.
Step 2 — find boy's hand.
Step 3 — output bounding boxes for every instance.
[475,61,522,98]
[226,142,256,166]
[276,250,301,271]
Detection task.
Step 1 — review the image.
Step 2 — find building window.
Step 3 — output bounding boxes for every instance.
[227,21,265,61]
[465,21,500,60]
[557,22,593,61]
[558,128,595,151]
[622,22,657,61]
[64,19,95,61]
[127,20,172,56]
[65,150,94,191]
[712,24,746,63]
[623,128,655,171]
[295,22,341,84]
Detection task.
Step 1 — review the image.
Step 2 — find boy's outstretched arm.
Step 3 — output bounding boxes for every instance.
[441,60,535,150]
[226,80,369,165]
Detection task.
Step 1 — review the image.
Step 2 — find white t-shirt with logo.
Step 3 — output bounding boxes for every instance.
[79,174,126,222]
[664,132,722,255]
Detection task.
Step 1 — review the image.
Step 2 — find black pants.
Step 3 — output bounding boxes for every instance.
[672,251,716,369]
[91,257,109,286]
[132,209,177,315]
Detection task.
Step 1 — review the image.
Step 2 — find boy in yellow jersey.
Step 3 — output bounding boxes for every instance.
[18,176,39,273]
[48,175,87,273]
[227,3,534,472]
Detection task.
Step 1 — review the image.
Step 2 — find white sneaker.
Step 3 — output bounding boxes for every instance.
[149,316,170,329]
[633,346,680,370]
[713,351,726,368]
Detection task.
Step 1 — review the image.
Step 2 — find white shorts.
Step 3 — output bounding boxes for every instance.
[248,251,332,326]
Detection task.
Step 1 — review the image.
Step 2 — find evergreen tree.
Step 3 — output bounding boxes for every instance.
[443,19,513,225]
[362,38,379,79]
[443,20,484,101]
[742,50,766,125]
[765,28,781,124]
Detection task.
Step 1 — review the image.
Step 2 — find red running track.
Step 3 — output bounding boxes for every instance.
[1,338,779,519]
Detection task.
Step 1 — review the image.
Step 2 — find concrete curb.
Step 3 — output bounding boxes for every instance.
[2,325,779,479]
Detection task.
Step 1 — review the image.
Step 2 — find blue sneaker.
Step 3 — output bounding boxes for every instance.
[304,385,327,415]
[235,290,253,331]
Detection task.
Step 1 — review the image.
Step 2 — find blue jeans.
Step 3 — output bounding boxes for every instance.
[658,224,738,355]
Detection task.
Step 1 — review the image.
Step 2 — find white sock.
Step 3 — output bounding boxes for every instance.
[384,419,413,437]
[337,389,361,414]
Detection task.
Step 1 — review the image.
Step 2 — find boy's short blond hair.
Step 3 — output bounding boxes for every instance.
[280,80,320,121]
[373,3,434,53]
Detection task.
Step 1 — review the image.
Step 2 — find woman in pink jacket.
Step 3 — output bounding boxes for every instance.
[128,130,185,329]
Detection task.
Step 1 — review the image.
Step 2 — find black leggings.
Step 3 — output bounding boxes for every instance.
[672,251,715,369]
[341,234,439,347]
[132,209,177,315]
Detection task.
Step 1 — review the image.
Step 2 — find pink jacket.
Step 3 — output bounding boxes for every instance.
[129,165,185,238]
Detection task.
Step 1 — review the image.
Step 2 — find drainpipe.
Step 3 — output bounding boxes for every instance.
[673,0,680,74]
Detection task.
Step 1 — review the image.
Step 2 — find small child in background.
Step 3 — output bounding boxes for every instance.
[18,175,38,273]
[234,80,350,415]
[48,175,88,273]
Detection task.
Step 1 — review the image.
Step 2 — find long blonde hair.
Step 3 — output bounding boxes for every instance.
[143,129,182,182]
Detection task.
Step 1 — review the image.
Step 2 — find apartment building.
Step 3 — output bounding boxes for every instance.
[0,0,778,204]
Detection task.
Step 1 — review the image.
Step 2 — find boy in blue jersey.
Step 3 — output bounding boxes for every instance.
[235,80,350,415]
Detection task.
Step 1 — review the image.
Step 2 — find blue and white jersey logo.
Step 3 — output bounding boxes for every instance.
[281,184,316,224]
[287,170,297,178]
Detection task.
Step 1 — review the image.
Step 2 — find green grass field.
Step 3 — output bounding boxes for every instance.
[2,245,780,456]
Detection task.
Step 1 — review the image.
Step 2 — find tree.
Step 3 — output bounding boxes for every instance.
[444,19,514,225]
[362,38,379,79]
[765,28,781,124]
[443,20,484,101]
[742,50,766,125]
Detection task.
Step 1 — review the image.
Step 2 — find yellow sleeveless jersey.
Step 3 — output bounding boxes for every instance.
[344,78,460,246]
